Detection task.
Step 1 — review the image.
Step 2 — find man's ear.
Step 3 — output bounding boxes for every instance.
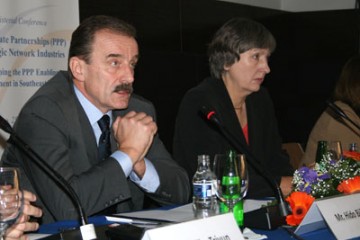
[69,57,85,82]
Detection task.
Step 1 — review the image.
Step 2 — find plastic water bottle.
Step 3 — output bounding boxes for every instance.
[192,154,217,218]
[349,142,358,152]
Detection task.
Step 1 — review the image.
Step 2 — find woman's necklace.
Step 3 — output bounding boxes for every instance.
[234,104,244,111]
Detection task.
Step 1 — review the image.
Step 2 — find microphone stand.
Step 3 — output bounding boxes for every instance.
[201,107,290,229]
[0,115,97,240]
[326,100,360,131]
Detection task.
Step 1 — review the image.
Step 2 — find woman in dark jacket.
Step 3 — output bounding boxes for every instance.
[173,17,294,199]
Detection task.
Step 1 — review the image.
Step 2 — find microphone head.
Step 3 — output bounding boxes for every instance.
[200,106,215,120]
[0,115,13,134]
[326,100,360,132]
[326,100,348,120]
[200,106,220,125]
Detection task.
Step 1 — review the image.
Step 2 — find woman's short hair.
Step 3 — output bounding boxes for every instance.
[208,17,276,79]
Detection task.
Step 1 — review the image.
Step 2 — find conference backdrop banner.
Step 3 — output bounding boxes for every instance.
[0,0,79,155]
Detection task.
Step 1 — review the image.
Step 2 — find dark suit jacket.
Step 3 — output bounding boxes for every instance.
[2,71,190,224]
[173,77,293,199]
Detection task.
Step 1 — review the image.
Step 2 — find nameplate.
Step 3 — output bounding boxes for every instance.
[142,213,244,240]
[295,192,360,239]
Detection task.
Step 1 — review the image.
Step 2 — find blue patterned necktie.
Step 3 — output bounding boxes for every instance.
[97,115,111,161]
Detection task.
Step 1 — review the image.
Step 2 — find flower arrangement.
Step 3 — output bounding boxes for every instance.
[285,150,360,226]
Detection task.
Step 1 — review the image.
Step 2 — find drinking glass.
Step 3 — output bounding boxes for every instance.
[213,154,249,214]
[327,140,343,163]
[0,167,22,240]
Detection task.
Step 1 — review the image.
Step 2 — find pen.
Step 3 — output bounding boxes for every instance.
[106,216,170,226]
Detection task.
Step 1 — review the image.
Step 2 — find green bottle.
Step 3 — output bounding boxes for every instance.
[220,149,244,227]
[315,140,328,163]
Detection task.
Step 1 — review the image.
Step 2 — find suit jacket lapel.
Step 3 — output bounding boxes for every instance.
[58,72,99,165]
[208,78,248,151]
[75,101,99,165]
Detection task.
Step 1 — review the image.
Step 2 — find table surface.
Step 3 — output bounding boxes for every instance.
[36,215,345,239]
[34,200,360,240]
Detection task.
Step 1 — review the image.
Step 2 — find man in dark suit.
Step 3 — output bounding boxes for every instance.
[1,15,190,224]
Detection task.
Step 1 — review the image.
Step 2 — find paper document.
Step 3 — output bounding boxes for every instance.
[27,233,51,240]
[105,216,173,225]
[244,198,274,213]
[107,204,195,223]
[107,199,273,223]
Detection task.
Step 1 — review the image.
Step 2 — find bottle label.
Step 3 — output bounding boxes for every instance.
[222,176,241,199]
[193,183,212,198]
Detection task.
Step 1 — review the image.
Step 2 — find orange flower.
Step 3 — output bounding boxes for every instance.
[337,176,360,194]
[343,151,360,161]
[285,192,315,226]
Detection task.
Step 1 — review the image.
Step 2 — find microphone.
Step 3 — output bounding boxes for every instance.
[0,115,97,240]
[200,106,290,229]
[326,100,360,131]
